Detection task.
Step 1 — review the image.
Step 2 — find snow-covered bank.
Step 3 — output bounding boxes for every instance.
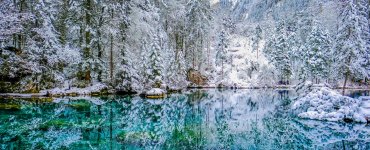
[0,83,112,98]
[145,88,165,95]
[144,88,166,99]
[292,85,369,123]
[0,93,46,98]
[40,83,109,96]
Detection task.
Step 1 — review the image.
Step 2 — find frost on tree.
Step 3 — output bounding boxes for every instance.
[185,0,212,70]
[252,25,263,59]
[264,22,292,85]
[215,18,232,84]
[149,35,164,88]
[333,0,368,94]
[302,21,332,83]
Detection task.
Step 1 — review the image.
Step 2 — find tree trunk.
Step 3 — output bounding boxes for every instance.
[207,39,210,68]
[97,5,104,82]
[342,71,349,95]
[221,61,224,82]
[110,8,114,83]
[110,35,114,82]
[17,0,26,50]
[84,0,92,82]
[174,33,179,61]
[59,0,69,46]
[192,48,195,69]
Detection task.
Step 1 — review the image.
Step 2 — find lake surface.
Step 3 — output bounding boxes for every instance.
[1,89,370,150]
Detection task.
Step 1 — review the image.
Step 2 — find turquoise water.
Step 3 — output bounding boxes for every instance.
[1,89,370,150]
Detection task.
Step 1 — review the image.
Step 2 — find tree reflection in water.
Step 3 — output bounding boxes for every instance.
[1,89,370,149]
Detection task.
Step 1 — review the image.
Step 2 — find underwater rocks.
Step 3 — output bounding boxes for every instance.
[0,103,21,110]
[117,131,158,145]
[68,101,91,111]
[39,119,71,130]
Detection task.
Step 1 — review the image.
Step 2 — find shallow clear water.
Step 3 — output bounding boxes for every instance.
[1,89,370,150]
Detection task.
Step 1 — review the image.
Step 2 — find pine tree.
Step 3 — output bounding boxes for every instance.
[113,1,138,92]
[333,0,368,94]
[139,39,150,90]
[264,22,292,84]
[185,0,212,70]
[303,23,331,83]
[356,0,370,80]
[0,0,32,48]
[54,0,70,46]
[149,34,164,88]
[166,49,187,89]
[215,22,230,83]
[252,25,263,59]
[81,0,93,83]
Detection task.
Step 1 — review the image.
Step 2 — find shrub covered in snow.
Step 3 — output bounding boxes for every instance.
[146,88,166,96]
[292,86,367,123]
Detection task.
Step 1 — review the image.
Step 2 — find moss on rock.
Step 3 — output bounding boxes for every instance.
[0,103,21,110]
[117,131,158,144]
[69,101,91,111]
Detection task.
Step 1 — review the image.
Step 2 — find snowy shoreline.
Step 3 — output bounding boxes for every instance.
[292,82,370,123]
[188,85,369,90]
[0,86,368,98]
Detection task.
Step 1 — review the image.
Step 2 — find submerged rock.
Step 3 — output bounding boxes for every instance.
[117,131,158,145]
[0,103,21,110]
[69,101,91,111]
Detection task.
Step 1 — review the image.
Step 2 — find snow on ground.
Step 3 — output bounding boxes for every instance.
[0,93,45,97]
[292,86,368,123]
[208,34,272,87]
[145,88,166,95]
[40,83,108,96]
[359,96,370,120]
[0,84,108,97]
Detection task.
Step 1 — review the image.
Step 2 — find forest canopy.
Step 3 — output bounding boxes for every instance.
[0,0,369,94]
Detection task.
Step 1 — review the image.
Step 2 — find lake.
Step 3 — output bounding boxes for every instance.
[1,89,370,150]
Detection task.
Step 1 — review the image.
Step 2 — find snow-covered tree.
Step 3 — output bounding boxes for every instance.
[148,34,164,88]
[302,23,332,83]
[264,22,292,84]
[1,0,370,93]
[185,0,212,70]
[333,0,368,94]
[252,25,263,59]
[356,0,370,80]
[215,18,232,82]
[166,49,188,90]
[0,1,33,49]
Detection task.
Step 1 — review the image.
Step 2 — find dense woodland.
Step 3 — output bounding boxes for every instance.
[0,0,369,93]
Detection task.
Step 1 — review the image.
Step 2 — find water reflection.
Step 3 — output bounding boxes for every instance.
[0,89,370,149]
